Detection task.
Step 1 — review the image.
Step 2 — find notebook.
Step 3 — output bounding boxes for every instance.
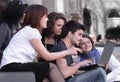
[79,40,116,70]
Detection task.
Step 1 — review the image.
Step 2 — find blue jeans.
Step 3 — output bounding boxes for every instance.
[66,67,106,82]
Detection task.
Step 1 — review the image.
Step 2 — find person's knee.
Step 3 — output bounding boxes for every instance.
[96,67,105,73]
[49,63,57,70]
[95,67,106,76]
[43,78,50,82]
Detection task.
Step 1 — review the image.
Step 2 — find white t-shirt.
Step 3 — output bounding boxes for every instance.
[0,26,42,68]
[97,47,120,82]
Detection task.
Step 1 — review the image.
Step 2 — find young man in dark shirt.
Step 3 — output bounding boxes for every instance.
[51,20,106,82]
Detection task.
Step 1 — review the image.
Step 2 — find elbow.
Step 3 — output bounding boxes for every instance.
[39,52,54,61]
[61,71,70,79]
[45,58,52,61]
[43,56,54,61]
[62,73,68,79]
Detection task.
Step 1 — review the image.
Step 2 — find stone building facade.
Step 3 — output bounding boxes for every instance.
[24,0,120,39]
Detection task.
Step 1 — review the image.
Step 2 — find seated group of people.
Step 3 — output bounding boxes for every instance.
[0,0,120,82]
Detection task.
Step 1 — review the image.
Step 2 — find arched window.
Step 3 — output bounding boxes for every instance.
[108,9,120,18]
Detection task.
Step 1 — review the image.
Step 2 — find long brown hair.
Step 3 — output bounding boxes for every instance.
[42,12,66,38]
[23,5,48,31]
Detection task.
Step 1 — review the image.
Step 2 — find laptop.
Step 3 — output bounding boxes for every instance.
[79,40,116,70]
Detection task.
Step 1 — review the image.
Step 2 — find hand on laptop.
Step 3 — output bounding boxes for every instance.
[80,60,93,67]
[105,63,109,70]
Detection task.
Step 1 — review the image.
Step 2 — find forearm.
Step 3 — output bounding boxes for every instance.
[60,66,78,78]
[43,50,70,61]
[61,63,83,78]
[31,38,72,61]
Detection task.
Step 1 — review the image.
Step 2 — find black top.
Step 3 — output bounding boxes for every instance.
[42,36,61,51]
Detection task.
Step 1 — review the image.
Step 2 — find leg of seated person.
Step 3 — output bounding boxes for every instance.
[48,63,65,82]
[43,78,50,82]
[66,67,106,82]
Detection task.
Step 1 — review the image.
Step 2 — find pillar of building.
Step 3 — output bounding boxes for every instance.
[42,0,57,13]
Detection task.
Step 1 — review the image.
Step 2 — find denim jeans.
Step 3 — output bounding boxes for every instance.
[66,67,106,82]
